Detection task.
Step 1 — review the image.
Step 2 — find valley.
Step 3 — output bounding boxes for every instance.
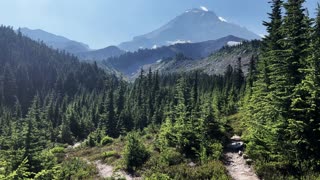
[0,1,320,179]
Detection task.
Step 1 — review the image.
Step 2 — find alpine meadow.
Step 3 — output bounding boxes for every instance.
[0,0,320,179]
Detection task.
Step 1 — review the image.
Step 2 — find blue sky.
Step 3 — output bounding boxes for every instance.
[0,0,319,49]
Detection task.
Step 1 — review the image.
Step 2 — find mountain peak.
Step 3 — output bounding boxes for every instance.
[119,8,260,51]
[184,7,217,16]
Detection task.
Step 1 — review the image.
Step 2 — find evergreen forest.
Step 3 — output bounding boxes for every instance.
[0,0,320,179]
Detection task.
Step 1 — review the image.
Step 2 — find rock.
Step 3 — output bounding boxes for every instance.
[188,162,196,167]
[238,150,243,156]
[230,135,242,141]
[246,159,253,165]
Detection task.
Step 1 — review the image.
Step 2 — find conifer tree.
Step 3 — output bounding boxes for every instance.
[23,95,47,175]
[243,0,287,168]
[106,89,117,137]
[287,4,320,171]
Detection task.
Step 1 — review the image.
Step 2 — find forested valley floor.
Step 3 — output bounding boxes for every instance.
[1,0,320,179]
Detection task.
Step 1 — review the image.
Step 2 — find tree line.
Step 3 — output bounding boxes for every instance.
[0,25,249,179]
[242,0,320,178]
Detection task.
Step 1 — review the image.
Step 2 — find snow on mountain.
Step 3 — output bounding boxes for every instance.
[227,41,242,46]
[219,16,228,22]
[119,8,260,51]
[200,6,209,12]
[167,40,192,45]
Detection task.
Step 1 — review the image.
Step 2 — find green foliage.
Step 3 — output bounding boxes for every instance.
[0,25,236,179]
[123,132,150,171]
[34,167,59,180]
[100,136,114,145]
[209,142,223,160]
[241,0,320,179]
[50,147,65,154]
[55,158,96,180]
[160,148,184,166]
[145,172,171,180]
[102,151,119,159]
[85,129,105,147]
[163,161,230,180]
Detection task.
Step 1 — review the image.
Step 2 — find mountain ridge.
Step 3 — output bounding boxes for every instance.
[77,46,125,61]
[19,27,90,54]
[105,35,245,77]
[119,8,260,51]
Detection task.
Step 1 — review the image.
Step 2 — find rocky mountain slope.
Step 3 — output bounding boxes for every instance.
[136,40,260,79]
[105,35,245,76]
[119,8,260,51]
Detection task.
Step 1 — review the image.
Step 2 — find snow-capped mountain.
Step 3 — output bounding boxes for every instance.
[119,7,260,52]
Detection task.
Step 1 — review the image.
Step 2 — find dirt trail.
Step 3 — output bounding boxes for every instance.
[94,160,140,180]
[224,135,260,180]
[94,160,114,178]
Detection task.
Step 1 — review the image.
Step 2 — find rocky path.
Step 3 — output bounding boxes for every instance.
[94,160,140,180]
[224,135,259,180]
[94,160,114,178]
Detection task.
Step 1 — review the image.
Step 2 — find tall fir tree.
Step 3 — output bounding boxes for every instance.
[287,4,320,172]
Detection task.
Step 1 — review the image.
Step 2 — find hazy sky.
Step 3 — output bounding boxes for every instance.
[0,0,319,49]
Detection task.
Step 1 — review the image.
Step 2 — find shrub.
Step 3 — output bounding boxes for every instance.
[50,147,65,154]
[56,158,97,179]
[101,136,114,145]
[123,132,150,172]
[161,148,183,166]
[85,134,97,147]
[162,160,230,180]
[102,151,119,158]
[209,142,223,160]
[85,130,105,147]
[145,134,153,140]
[145,172,171,180]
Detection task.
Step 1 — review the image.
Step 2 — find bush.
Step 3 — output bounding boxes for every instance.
[102,151,119,158]
[50,147,65,154]
[56,158,97,179]
[123,132,150,172]
[101,136,114,145]
[162,160,230,180]
[209,142,223,160]
[85,130,105,147]
[161,148,183,166]
[145,172,171,180]
[85,134,97,147]
[145,134,153,140]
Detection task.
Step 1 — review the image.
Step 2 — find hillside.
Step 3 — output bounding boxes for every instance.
[0,26,245,179]
[105,35,245,76]
[19,27,90,54]
[119,8,260,51]
[140,40,260,77]
[77,46,125,61]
